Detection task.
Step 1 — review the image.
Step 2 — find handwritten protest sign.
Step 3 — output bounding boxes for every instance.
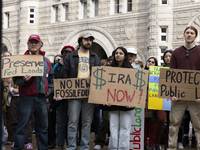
[88,66,148,108]
[54,78,90,99]
[158,68,200,101]
[2,78,19,110]
[129,108,144,150]
[2,78,9,110]
[1,55,44,78]
[148,66,171,110]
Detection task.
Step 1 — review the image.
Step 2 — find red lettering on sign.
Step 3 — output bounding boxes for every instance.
[125,90,135,102]
[133,143,140,149]
[107,88,116,102]
[107,88,136,103]
[138,89,143,104]
[117,90,125,102]
[130,128,141,135]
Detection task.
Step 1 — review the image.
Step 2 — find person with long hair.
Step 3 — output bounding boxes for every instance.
[105,47,133,150]
[144,57,158,150]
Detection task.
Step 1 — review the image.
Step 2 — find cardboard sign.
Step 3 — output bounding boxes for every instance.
[2,78,9,109]
[54,78,90,99]
[148,66,171,110]
[88,66,148,108]
[158,68,200,101]
[1,55,44,78]
[129,108,144,150]
[2,78,19,110]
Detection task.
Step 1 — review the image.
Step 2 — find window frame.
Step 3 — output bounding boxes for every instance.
[64,4,69,21]
[28,8,35,24]
[161,0,168,5]
[94,0,98,17]
[82,1,87,19]
[127,0,132,12]
[114,0,119,14]
[160,27,168,42]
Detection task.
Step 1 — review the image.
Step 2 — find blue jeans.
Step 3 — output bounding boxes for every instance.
[66,99,94,150]
[56,100,68,146]
[13,95,48,150]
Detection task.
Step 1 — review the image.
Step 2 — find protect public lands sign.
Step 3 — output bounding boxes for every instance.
[1,55,44,78]
[88,66,149,108]
[158,68,200,101]
[54,78,90,99]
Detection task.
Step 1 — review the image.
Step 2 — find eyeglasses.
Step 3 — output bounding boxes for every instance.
[186,49,189,58]
[63,50,72,53]
[148,60,155,64]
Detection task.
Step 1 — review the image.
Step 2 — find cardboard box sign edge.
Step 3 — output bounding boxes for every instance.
[2,55,44,78]
[89,67,148,108]
[54,78,91,99]
[158,68,200,101]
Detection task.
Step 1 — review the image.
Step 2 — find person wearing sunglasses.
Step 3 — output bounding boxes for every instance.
[169,26,200,150]
[144,57,158,150]
[52,45,75,150]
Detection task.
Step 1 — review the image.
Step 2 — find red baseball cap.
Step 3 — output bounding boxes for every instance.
[61,45,75,54]
[28,34,41,42]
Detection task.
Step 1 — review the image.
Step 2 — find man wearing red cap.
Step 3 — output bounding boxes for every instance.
[53,45,75,150]
[13,34,54,150]
[59,32,100,150]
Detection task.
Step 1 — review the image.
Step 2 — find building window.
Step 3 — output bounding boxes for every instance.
[82,1,87,18]
[4,12,10,28]
[114,0,119,14]
[65,5,69,20]
[53,5,58,22]
[94,0,98,17]
[127,0,132,12]
[161,0,168,4]
[29,8,35,24]
[160,27,168,42]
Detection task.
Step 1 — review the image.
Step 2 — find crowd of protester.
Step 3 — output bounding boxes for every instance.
[1,26,200,150]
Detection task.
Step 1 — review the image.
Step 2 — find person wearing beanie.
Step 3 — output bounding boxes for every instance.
[53,45,75,150]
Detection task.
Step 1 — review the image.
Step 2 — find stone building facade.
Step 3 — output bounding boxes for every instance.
[2,0,200,64]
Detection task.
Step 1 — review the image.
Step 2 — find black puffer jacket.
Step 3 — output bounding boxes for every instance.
[61,49,100,78]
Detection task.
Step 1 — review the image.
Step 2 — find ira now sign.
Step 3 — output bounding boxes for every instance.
[88,66,148,108]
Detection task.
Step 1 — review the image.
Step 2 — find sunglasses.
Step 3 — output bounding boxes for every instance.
[63,50,72,53]
[148,60,155,64]
[186,49,189,58]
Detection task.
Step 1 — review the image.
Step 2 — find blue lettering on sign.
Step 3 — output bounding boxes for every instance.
[149,76,159,83]
[2,58,44,69]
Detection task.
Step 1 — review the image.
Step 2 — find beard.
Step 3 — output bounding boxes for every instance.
[81,43,91,50]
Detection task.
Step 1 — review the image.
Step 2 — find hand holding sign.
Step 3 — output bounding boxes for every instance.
[53,96,63,101]
[171,96,178,101]
[158,68,200,101]
[89,66,148,108]
[1,55,44,78]
[196,99,200,103]
[23,74,32,82]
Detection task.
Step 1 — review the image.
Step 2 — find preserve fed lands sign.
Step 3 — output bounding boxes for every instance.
[1,55,44,78]
[88,66,148,108]
[158,68,200,101]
